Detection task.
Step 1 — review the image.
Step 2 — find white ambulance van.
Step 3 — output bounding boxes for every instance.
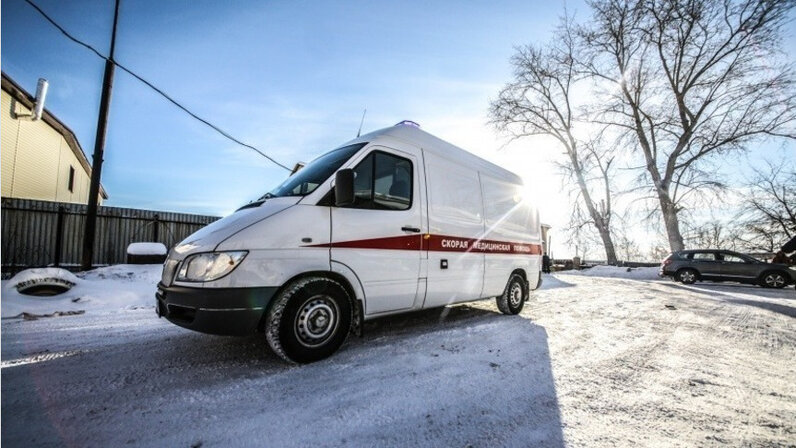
[157,122,542,363]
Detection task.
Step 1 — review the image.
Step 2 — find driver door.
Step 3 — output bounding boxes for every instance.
[330,146,426,315]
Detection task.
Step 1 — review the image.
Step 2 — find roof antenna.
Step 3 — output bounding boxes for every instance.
[356,108,367,138]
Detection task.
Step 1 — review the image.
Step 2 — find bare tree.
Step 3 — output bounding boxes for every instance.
[684,219,740,250]
[648,231,675,260]
[615,232,644,262]
[490,17,620,264]
[581,0,796,252]
[735,160,796,252]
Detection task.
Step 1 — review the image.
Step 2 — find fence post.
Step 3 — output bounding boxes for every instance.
[54,206,66,267]
[153,214,160,243]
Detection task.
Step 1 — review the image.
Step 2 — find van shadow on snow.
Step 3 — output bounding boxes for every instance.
[2,303,565,447]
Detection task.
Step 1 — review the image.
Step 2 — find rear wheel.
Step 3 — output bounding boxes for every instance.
[676,269,698,285]
[496,274,526,315]
[265,277,352,364]
[760,271,788,289]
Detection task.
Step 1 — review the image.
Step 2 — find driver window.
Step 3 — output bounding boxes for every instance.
[349,151,412,210]
[722,254,746,263]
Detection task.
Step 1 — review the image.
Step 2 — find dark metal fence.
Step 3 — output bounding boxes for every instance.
[1,197,219,274]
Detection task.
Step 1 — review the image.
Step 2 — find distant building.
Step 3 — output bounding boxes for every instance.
[1,72,107,204]
[541,223,552,256]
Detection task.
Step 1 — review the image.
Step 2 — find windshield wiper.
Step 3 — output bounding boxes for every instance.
[236,193,276,212]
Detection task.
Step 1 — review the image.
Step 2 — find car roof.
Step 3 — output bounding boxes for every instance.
[678,249,746,256]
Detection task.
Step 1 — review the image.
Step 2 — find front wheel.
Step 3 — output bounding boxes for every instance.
[760,271,788,289]
[265,277,352,364]
[676,269,698,285]
[496,274,526,315]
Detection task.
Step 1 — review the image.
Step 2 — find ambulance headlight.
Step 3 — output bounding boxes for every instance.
[176,251,247,282]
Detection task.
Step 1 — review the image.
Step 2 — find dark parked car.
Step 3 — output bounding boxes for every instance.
[660,249,795,288]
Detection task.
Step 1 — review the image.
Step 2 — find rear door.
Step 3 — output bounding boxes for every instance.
[690,251,722,278]
[330,146,426,315]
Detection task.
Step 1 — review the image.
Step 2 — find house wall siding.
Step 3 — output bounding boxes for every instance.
[1,89,100,204]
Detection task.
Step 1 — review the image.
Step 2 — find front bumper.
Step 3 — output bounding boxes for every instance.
[156,283,277,336]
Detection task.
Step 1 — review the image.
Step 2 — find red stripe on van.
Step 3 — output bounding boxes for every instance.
[307,234,541,255]
[425,235,542,255]
[310,235,422,250]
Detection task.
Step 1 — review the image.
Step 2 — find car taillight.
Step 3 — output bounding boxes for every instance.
[663,259,673,265]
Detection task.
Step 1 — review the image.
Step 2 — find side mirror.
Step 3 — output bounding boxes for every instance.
[334,169,355,207]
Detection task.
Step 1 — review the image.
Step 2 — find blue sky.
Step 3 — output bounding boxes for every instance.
[1,0,566,213]
[2,0,794,257]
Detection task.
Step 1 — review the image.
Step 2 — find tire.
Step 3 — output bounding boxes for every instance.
[676,269,698,285]
[265,277,352,364]
[496,274,526,315]
[759,271,788,289]
[16,278,74,296]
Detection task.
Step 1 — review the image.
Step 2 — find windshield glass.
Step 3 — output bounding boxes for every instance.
[261,143,366,199]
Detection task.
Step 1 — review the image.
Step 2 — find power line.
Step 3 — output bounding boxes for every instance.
[22,0,292,172]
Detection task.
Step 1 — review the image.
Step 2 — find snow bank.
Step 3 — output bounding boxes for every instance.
[1,265,160,318]
[559,265,660,280]
[127,242,167,256]
[78,264,161,283]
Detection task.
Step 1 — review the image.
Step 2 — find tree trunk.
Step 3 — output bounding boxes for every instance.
[658,191,685,252]
[597,226,618,264]
[569,151,619,265]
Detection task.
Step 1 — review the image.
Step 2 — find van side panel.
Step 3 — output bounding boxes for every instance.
[422,151,486,308]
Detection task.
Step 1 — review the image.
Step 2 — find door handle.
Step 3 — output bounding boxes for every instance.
[401,226,421,233]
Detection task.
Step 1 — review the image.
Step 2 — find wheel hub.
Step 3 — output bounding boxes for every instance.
[766,274,784,287]
[509,283,523,307]
[295,296,339,348]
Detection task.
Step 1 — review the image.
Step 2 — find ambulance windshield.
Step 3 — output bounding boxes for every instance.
[261,142,366,199]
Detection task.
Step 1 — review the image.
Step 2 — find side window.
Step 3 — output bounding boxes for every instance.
[349,151,412,210]
[67,166,75,193]
[352,155,373,203]
[721,254,746,263]
[691,252,715,261]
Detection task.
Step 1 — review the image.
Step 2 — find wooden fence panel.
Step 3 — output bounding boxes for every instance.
[1,197,219,274]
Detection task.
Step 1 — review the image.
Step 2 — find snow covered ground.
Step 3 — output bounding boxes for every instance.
[2,266,794,447]
[1,265,160,319]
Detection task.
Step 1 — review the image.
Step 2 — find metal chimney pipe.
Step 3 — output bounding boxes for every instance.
[31,78,49,121]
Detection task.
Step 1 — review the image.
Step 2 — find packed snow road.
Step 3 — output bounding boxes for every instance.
[2,267,794,447]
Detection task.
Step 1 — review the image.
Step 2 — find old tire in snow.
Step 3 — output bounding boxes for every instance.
[265,277,352,364]
[12,268,78,297]
[676,268,698,285]
[16,278,74,296]
[759,271,788,289]
[496,274,526,315]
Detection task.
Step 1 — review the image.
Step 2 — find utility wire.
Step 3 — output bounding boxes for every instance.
[22,0,292,171]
